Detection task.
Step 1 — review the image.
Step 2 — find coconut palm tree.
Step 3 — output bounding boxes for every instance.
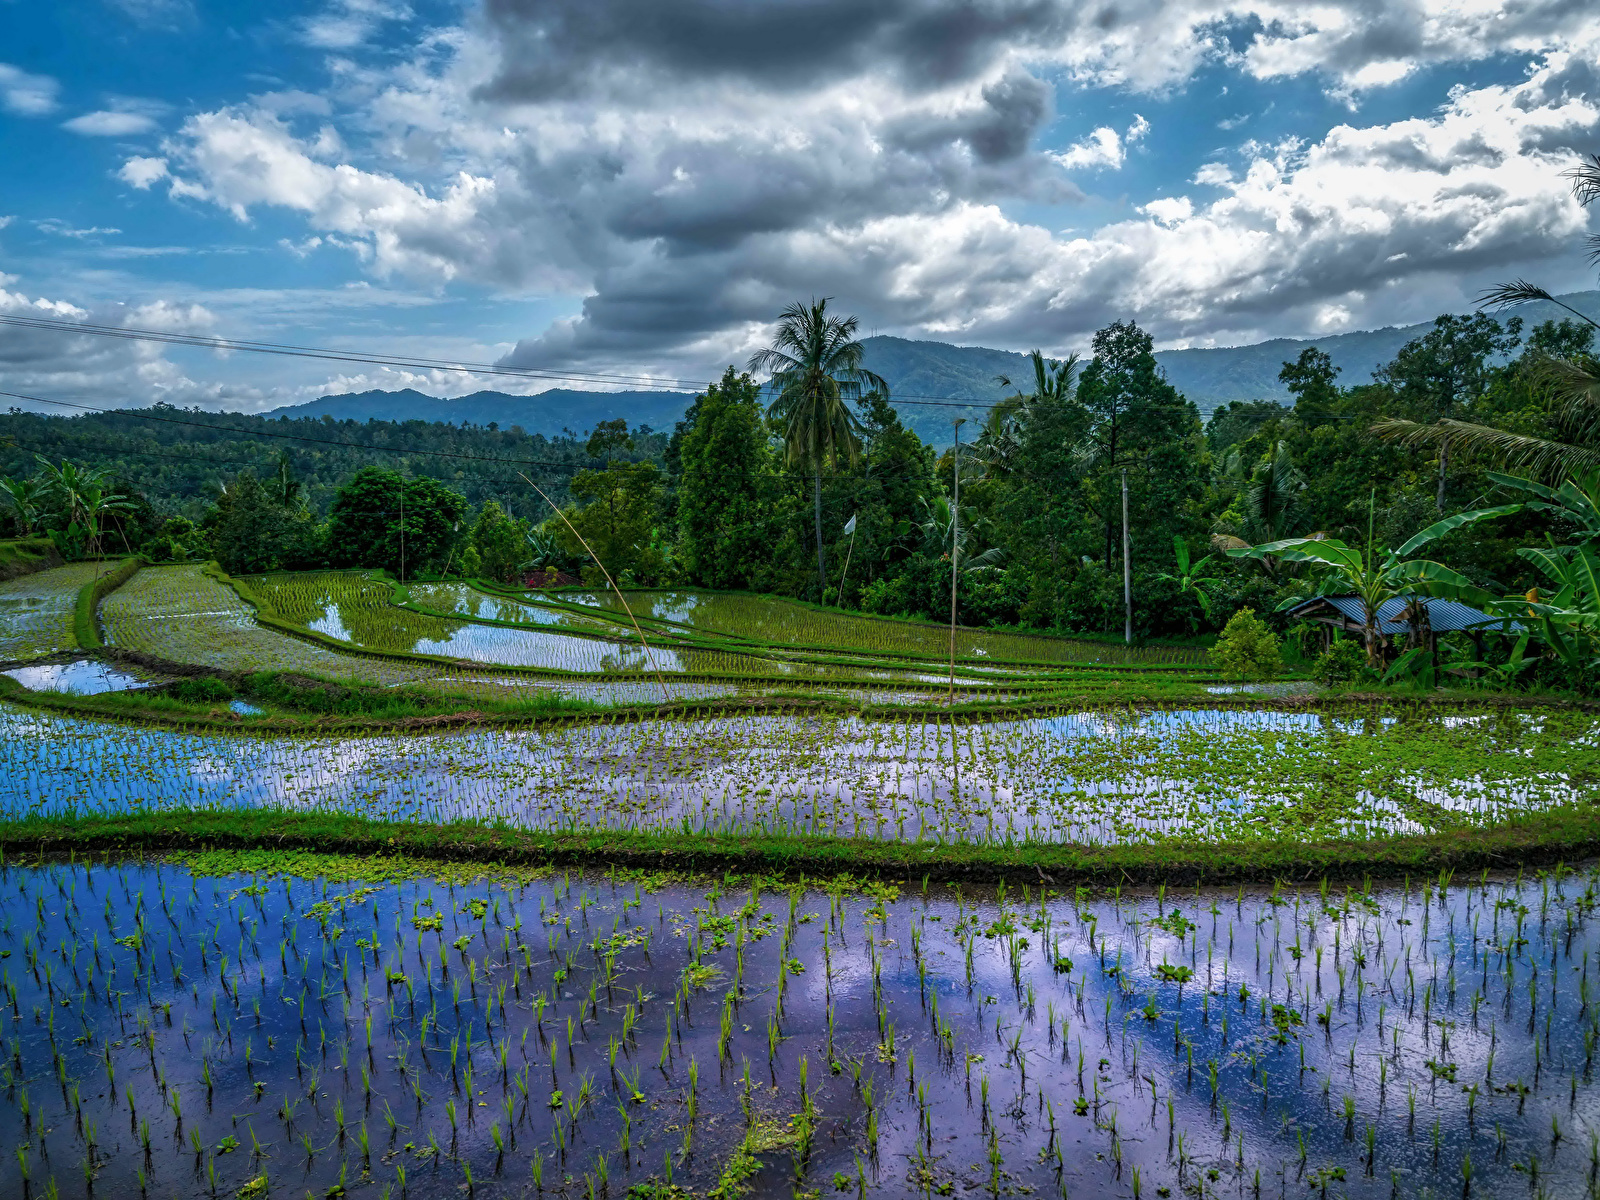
[748,298,888,597]
[979,350,1079,478]
[1375,153,1600,479]
[917,495,1004,573]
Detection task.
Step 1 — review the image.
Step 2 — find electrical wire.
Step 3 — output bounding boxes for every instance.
[0,312,1005,409]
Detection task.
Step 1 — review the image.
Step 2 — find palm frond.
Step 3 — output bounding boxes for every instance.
[1564,153,1600,207]
[1478,280,1554,310]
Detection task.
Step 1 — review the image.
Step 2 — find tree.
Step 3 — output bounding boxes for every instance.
[1279,348,1341,420]
[323,467,467,577]
[210,471,317,574]
[470,501,526,584]
[1210,609,1281,680]
[677,367,779,589]
[1371,312,1522,509]
[1155,536,1219,630]
[31,457,133,558]
[1074,320,1198,568]
[558,460,666,584]
[749,298,887,599]
[0,475,45,537]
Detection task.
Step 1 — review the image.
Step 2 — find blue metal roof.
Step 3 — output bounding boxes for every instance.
[1289,594,1520,634]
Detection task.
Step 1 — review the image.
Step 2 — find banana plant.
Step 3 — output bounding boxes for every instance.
[1492,544,1600,669]
[1155,535,1219,631]
[1227,497,1522,666]
[1483,469,1600,543]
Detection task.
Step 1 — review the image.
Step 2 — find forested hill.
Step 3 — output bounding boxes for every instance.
[263,291,1600,442]
[859,290,1600,414]
[0,406,665,522]
[264,387,692,439]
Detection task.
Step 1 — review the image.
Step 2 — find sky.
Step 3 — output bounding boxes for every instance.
[1,0,1599,414]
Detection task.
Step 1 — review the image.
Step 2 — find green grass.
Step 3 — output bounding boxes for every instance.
[0,537,58,574]
[73,556,140,649]
[9,803,1600,884]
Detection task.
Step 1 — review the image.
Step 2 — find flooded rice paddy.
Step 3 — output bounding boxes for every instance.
[546,590,1206,668]
[0,562,107,662]
[3,853,1599,1200]
[3,705,1594,846]
[253,573,965,685]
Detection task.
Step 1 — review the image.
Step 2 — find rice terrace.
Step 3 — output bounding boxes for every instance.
[6,47,1600,1200]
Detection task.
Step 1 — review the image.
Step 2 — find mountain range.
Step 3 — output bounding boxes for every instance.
[266,290,1600,445]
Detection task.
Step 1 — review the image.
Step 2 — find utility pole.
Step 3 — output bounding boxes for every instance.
[1121,467,1132,645]
[398,468,406,583]
[949,418,965,704]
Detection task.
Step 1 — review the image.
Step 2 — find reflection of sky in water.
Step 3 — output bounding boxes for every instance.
[407,581,624,634]
[3,659,156,694]
[551,588,1198,666]
[3,704,1589,846]
[4,860,1596,1200]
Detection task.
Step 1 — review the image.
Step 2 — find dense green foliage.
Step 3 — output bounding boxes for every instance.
[5,304,1598,691]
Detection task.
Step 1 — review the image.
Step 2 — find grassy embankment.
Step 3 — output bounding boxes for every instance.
[7,802,1600,885]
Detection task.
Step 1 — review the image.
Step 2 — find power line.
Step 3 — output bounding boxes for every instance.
[0,312,1005,409]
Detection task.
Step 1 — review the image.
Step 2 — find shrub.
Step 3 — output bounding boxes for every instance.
[169,676,236,703]
[1311,639,1369,686]
[1210,607,1281,681]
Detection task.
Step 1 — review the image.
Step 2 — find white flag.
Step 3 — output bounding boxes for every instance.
[842,514,857,536]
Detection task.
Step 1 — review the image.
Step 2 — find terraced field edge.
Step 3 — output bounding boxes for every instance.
[8,805,1600,884]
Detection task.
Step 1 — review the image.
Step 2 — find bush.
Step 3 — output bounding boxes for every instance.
[1210,608,1281,681]
[169,676,237,704]
[1311,639,1370,686]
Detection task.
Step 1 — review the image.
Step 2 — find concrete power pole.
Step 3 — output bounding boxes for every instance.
[1121,467,1132,645]
[949,418,965,703]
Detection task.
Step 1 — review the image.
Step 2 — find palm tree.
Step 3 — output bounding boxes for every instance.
[749,298,888,597]
[917,495,1004,573]
[1211,442,1315,580]
[979,350,1079,478]
[1375,153,1600,479]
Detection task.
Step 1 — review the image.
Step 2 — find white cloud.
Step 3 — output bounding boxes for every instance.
[64,110,160,136]
[1054,115,1150,171]
[0,283,233,409]
[35,221,123,240]
[1139,196,1193,225]
[1054,127,1125,170]
[0,63,58,116]
[118,156,170,189]
[300,0,412,50]
[120,0,1600,379]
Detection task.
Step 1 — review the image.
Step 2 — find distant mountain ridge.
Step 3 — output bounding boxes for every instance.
[267,290,1600,443]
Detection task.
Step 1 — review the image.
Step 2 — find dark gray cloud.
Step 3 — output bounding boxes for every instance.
[475,0,1076,102]
[145,0,1600,386]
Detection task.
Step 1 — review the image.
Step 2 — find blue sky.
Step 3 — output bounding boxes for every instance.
[2,0,1598,412]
